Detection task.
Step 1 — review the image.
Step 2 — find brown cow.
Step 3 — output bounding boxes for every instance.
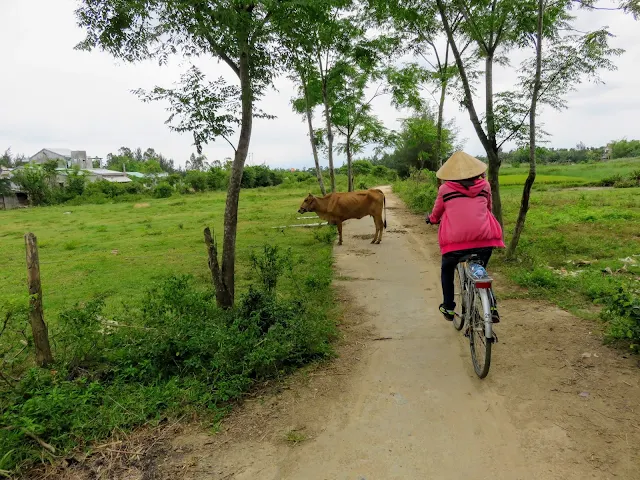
[298,189,387,245]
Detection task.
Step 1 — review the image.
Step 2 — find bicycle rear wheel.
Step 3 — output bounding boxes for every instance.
[469,289,492,378]
[453,265,465,331]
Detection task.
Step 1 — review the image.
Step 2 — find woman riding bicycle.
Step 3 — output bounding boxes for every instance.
[425,151,504,322]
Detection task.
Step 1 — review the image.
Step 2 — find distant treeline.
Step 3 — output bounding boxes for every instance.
[477,139,640,166]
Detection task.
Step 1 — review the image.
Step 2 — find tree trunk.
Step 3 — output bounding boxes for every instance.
[321,78,336,193]
[218,31,253,308]
[303,80,326,196]
[346,134,353,192]
[506,0,544,258]
[24,233,54,367]
[484,54,503,227]
[435,41,450,168]
[436,0,503,226]
[436,79,447,168]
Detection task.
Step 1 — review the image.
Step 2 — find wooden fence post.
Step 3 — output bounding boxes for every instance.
[24,232,54,367]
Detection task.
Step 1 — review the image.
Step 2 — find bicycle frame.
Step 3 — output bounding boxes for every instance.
[457,260,494,340]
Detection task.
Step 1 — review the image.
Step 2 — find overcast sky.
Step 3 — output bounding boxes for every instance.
[1,1,638,170]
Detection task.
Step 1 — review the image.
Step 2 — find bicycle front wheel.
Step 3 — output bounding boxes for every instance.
[453,265,465,331]
[469,289,492,378]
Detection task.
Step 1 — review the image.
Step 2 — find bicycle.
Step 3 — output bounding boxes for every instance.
[426,221,498,379]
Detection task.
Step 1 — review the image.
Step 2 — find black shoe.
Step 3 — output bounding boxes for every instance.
[491,306,500,323]
[439,304,455,321]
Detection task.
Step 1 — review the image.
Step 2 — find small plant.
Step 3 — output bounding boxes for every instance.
[285,429,308,444]
[602,285,640,351]
[249,244,292,294]
[63,240,79,251]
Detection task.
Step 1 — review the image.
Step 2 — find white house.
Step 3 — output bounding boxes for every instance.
[29,148,93,169]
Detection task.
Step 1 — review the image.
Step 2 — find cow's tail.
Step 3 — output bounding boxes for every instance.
[383,193,387,229]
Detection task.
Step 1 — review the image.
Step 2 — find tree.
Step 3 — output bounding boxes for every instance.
[380,110,455,177]
[366,0,472,168]
[506,0,544,259]
[503,0,633,256]
[140,159,164,174]
[332,63,427,190]
[77,0,307,307]
[433,0,635,226]
[284,2,338,196]
[186,151,209,171]
[11,166,53,206]
[1,148,12,168]
[0,177,11,196]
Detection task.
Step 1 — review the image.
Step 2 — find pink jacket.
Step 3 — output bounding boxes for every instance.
[428,179,504,255]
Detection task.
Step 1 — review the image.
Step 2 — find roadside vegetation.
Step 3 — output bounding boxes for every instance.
[394,157,640,353]
[0,183,345,473]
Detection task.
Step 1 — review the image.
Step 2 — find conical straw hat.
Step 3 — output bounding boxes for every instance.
[436,151,487,180]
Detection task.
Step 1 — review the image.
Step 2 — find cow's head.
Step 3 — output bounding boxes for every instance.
[298,193,316,214]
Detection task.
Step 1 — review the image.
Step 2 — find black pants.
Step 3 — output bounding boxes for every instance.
[441,247,493,310]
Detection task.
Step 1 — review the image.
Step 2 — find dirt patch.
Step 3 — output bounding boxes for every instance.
[491,299,640,478]
[387,228,408,234]
[352,234,374,240]
[26,420,184,480]
[134,203,151,209]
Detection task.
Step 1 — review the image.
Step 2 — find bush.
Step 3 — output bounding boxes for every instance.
[153,182,173,198]
[599,174,624,187]
[0,244,336,474]
[392,171,438,213]
[206,167,228,190]
[11,165,53,205]
[603,285,640,351]
[184,170,208,192]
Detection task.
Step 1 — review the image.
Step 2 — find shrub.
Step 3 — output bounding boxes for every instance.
[599,174,624,187]
[11,165,53,205]
[153,182,173,198]
[184,170,208,192]
[602,285,640,351]
[393,174,438,214]
[0,244,336,474]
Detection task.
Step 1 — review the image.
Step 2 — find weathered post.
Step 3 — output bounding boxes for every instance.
[24,232,54,367]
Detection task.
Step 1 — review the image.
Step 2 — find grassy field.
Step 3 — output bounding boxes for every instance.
[0,182,343,473]
[0,185,329,319]
[394,157,640,348]
[501,157,640,183]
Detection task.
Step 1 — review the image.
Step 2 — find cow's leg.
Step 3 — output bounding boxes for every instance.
[337,222,343,245]
[374,215,383,244]
[371,217,379,244]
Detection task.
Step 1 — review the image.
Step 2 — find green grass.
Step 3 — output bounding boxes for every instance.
[0,185,329,320]
[0,182,344,474]
[498,174,588,186]
[502,157,640,182]
[495,185,639,313]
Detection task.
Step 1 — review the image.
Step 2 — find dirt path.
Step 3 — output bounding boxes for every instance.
[153,188,639,480]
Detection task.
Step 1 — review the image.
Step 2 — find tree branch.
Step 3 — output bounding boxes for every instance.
[222,135,238,153]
